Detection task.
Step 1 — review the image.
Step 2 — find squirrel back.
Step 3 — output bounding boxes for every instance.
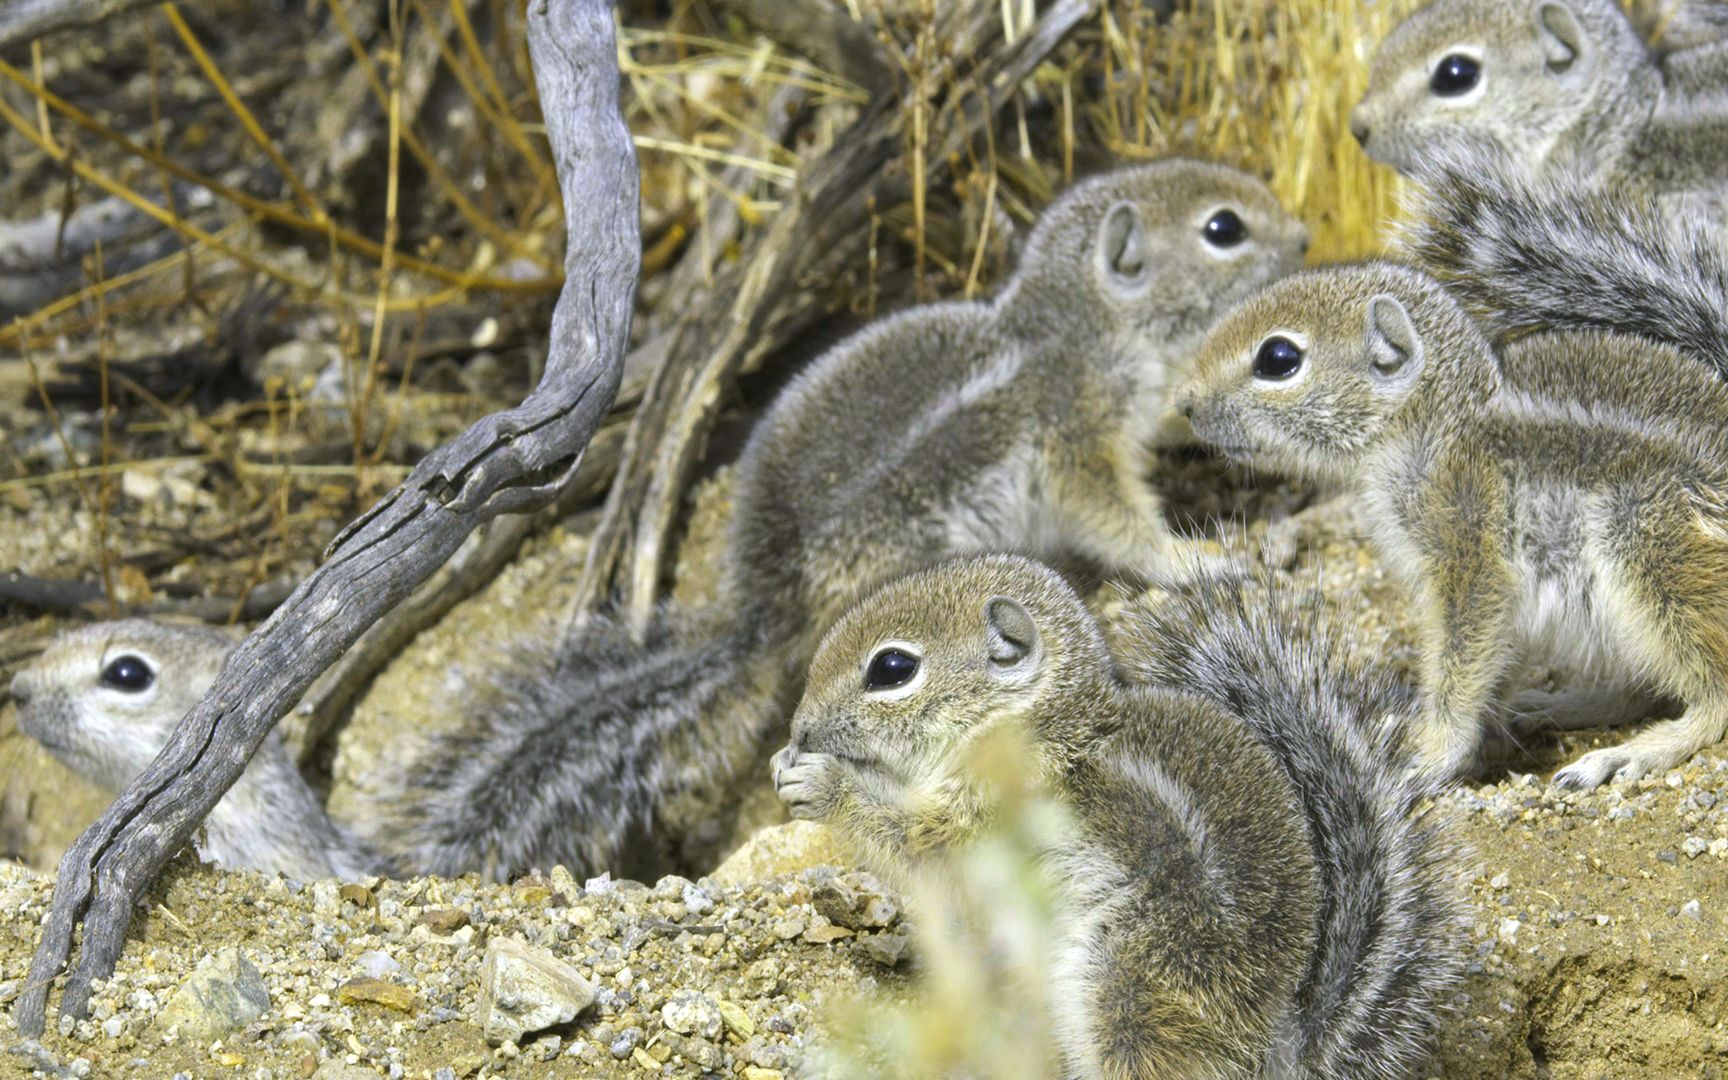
[729,157,1307,629]
[1399,143,1728,377]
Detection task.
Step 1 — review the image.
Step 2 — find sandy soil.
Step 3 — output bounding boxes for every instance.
[6,463,1728,1079]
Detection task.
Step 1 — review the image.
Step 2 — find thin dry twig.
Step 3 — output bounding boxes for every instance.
[707,0,893,96]
[0,0,158,51]
[0,57,561,304]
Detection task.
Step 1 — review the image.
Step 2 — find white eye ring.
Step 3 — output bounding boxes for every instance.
[1428,45,1486,107]
[862,640,926,701]
[96,647,162,705]
[1250,329,1311,388]
[1198,205,1254,260]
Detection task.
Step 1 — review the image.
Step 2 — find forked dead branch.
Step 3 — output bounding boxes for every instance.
[16,0,641,1035]
[573,0,1097,631]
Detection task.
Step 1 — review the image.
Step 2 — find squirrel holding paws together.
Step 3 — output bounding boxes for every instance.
[775,556,1460,1079]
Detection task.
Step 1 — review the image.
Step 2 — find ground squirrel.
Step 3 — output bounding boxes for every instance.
[1174,239,1728,786]
[399,158,1310,880]
[1351,0,1728,222]
[774,555,1460,1079]
[9,620,376,880]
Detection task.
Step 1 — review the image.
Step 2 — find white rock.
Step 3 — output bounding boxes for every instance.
[662,990,724,1040]
[478,938,596,1046]
[150,948,270,1042]
[254,340,341,389]
[121,470,165,505]
[355,950,401,979]
[1682,899,1704,921]
[682,883,715,917]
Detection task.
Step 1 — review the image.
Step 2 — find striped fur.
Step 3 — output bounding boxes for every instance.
[397,160,1307,881]
[1123,574,1463,1078]
[1401,144,1728,374]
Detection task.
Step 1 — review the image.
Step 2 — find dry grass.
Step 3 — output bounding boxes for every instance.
[1085,0,1420,261]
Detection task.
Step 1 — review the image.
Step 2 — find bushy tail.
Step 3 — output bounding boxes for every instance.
[1120,572,1464,1080]
[1400,142,1728,377]
[386,607,790,882]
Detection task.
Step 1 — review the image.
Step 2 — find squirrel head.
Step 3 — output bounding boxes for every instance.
[789,556,1113,815]
[9,619,234,791]
[999,158,1310,351]
[1174,262,1496,485]
[1352,0,1654,177]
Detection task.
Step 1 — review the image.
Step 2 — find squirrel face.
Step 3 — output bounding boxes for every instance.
[1174,263,1493,483]
[1352,0,1647,176]
[786,557,1111,816]
[9,620,231,791]
[1002,159,1310,349]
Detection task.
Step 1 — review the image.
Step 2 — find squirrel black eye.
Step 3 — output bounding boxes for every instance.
[1253,336,1305,381]
[100,655,154,692]
[1203,209,1248,249]
[1430,54,1481,97]
[864,648,920,691]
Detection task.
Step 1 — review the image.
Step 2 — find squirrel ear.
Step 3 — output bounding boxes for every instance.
[1535,1,1586,75]
[983,596,1043,676]
[1096,201,1151,293]
[1365,293,1426,385]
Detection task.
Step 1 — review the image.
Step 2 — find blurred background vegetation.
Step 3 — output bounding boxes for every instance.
[0,0,1430,628]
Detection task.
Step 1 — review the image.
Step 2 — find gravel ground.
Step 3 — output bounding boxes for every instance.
[6,470,1728,1078]
[5,766,1728,1080]
[0,837,914,1080]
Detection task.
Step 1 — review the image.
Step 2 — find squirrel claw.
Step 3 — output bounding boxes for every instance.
[1553,748,1644,790]
[772,747,836,820]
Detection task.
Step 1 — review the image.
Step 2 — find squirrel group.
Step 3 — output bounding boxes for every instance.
[389,156,1310,882]
[1175,139,1728,786]
[18,1,1728,1073]
[12,157,1311,882]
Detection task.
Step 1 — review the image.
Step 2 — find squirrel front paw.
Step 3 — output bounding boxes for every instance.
[772,747,841,821]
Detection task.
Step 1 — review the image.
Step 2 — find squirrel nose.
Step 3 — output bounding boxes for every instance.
[1348,106,1371,146]
[9,670,34,704]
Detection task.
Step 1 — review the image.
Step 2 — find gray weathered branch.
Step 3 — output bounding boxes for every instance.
[14,0,641,1035]
[573,0,1095,628]
[280,421,624,764]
